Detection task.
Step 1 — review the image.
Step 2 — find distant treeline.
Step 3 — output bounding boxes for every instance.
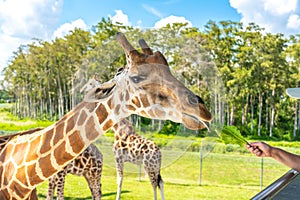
[2,18,300,139]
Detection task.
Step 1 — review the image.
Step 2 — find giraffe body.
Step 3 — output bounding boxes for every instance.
[0,33,212,199]
[46,144,103,200]
[112,119,164,200]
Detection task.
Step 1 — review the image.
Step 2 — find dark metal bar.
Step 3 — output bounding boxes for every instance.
[251,169,299,200]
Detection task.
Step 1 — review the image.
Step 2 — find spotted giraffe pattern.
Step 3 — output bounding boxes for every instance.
[0,128,43,200]
[112,119,164,200]
[0,33,212,199]
[46,144,102,200]
[81,74,164,200]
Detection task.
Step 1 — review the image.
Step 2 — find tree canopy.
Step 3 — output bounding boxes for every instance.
[2,18,300,140]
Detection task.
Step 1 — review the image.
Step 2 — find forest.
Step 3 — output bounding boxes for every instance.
[1,18,300,140]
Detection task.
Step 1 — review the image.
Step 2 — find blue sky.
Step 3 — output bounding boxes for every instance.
[1,0,300,75]
[60,0,241,30]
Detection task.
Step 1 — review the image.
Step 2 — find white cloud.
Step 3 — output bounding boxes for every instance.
[52,19,87,39]
[154,15,192,29]
[263,0,297,15]
[142,4,163,18]
[0,0,62,38]
[0,34,27,70]
[109,10,130,26]
[287,14,300,29]
[229,0,300,36]
[0,0,63,76]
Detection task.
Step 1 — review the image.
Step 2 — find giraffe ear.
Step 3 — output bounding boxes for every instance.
[84,82,116,101]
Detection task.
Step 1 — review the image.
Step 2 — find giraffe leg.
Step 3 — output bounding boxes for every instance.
[55,171,67,200]
[147,171,158,200]
[158,174,164,200]
[46,176,56,200]
[115,159,124,200]
[84,172,102,200]
[147,171,164,200]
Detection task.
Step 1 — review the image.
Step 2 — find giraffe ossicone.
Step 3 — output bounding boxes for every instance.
[0,32,212,199]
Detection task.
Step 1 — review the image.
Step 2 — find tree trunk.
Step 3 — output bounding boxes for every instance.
[151,119,155,131]
[242,95,245,125]
[245,93,249,125]
[250,94,254,132]
[214,87,218,123]
[293,102,298,138]
[218,93,222,124]
[57,71,64,119]
[63,82,68,113]
[265,101,269,132]
[269,104,275,137]
[71,77,76,109]
[158,120,163,132]
[258,92,263,136]
[269,90,275,137]
[230,103,235,125]
[220,101,225,125]
[227,103,230,126]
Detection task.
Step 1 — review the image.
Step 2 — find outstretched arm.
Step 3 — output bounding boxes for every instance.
[247,142,300,172]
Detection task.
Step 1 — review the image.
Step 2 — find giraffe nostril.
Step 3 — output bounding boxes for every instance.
[196,95,204,104]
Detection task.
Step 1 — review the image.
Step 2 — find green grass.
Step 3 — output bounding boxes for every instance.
[35,149,289,200]
[0,106,53,132]
[0,104,293,199]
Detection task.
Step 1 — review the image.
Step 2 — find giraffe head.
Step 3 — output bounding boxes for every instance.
[80,73,100,93]
[85,33,212,130]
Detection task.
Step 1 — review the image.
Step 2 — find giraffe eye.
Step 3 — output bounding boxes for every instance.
[158,94,168,101]
[130,75,145,83]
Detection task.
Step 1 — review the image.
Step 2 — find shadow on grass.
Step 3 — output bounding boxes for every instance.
[38,190,130,199]
[166,182,200,187]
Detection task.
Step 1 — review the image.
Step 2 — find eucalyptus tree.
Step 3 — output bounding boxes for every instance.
[258,33,288,137]
[202,20,243,126]
[87,18,130,82]
[3,45,32,118]
[233,23,265,135]
[285,35,300,137]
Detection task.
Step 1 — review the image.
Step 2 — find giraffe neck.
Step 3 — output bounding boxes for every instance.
[0,99,122,199]
[112,119,137,140]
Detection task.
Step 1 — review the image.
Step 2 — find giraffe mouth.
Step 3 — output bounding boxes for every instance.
[182,113,210,131]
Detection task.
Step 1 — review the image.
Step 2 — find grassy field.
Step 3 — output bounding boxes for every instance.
[35,143,290,200]
[0,104,53,132]
[0,104,294,199]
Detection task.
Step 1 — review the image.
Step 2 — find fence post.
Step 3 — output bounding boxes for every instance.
[138,163,141,181]
[260,157,264,189]
[199,141,203,186]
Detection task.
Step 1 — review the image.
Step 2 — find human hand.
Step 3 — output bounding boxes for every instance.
[246,142,272,157]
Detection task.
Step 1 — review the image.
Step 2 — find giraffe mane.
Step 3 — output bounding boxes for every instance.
[84,81,117,101]
[0,128,43,153]
[83,67,125,101]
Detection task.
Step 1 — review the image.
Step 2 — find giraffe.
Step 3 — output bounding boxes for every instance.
[81,75,164,200]
[111,119,163,200]
[1,129,103,200]
[46,143,102,200]
[0,128,43,200]
[0,32,212,199]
